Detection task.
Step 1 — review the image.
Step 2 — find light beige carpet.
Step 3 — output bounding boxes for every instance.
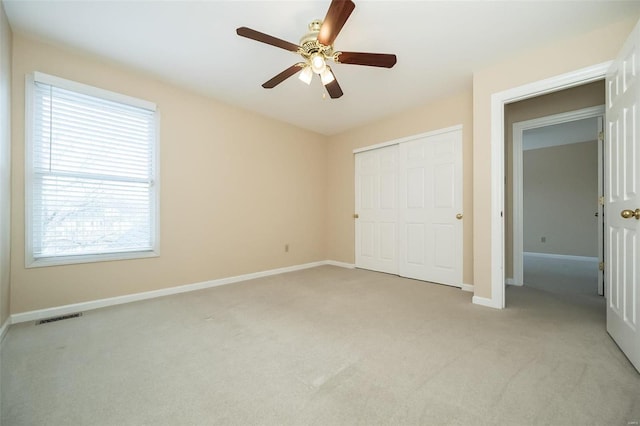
[523,253,599,296]
[2,265,639,425]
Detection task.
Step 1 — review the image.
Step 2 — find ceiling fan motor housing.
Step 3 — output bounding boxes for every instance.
[299,20,334,61]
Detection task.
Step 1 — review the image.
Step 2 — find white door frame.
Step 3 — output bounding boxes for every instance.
[488,62,611,309]
[512,105,605,288]
[596,115,604,296]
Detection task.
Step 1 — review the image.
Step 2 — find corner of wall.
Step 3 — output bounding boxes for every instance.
[0,0,14,327]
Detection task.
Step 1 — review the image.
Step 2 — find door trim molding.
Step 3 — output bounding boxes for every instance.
[488,61,611,309]
[512,105,605,286]
[353,124,462,154]
[596,116,604,296]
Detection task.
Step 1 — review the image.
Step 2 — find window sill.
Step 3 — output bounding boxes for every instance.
[26,250,159,268]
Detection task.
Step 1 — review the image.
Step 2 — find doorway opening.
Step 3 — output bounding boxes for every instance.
[518,114,604,299]
[487,62,609,310]
[503,81,605,304]
[489,35,640,371]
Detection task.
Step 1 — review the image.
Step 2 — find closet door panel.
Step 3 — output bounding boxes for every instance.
[399,130,462,286]
[355,145,399,274]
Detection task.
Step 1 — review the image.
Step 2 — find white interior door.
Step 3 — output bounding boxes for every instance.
[355,145,399,274]
[605,19,640,372]
[398,130,463,286]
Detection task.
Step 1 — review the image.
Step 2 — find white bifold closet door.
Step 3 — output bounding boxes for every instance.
[355,127,463,287]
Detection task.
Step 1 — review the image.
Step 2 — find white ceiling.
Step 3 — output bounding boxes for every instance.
[4,0,640,135]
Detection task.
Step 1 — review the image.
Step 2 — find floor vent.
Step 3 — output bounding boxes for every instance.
[36,312,83,325]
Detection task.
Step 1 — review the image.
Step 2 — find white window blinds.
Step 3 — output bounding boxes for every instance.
[27,73,158,265]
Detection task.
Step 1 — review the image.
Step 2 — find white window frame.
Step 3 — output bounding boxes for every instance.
[25,72,160,268]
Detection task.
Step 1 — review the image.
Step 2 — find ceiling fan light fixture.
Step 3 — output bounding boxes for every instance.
[299,66,313,85]
[320,67,335,85]
[236,0,396,99]
[310,53,326,74]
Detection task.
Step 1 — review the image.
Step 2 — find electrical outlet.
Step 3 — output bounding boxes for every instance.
[285,244,289,253]
[541,236,546,243]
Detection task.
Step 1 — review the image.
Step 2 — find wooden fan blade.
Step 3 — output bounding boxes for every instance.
[324,70,343,99]
[236,27,300,52]
[335,51,397,68]
[262,64,304,89]
[318,0,355,46]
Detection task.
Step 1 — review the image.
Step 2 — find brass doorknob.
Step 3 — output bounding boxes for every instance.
[353,213,359,219]
[620,209,640,220]
[456,213,463,220]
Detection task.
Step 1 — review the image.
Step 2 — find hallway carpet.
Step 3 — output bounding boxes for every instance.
[2,266,639,425]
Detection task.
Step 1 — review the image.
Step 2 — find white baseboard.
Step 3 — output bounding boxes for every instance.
[460,283,474,292]
[472,295,502,309]
[12,260,355,324]
[0,316,10,345]
[324,260,356,269]
[523,252,598,263]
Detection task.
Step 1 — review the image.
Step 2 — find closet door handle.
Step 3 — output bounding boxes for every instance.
[456,213,463,220]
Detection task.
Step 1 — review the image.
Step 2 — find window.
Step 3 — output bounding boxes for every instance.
[26,72,159,267]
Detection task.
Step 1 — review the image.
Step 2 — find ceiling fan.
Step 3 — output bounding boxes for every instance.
[236,0,397,99]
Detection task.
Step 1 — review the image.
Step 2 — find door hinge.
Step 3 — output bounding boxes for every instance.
[599,262,605,271]
[598,131,604,142]
[599,196,605,206]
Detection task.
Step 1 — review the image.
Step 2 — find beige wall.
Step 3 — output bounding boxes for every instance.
[504,81,604,277]
[523,141,598,257]
[7,15,640,314]
[0,4,11,325]
[472,16,638,299]
[11,35,328,314]
[326,89,474,285]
